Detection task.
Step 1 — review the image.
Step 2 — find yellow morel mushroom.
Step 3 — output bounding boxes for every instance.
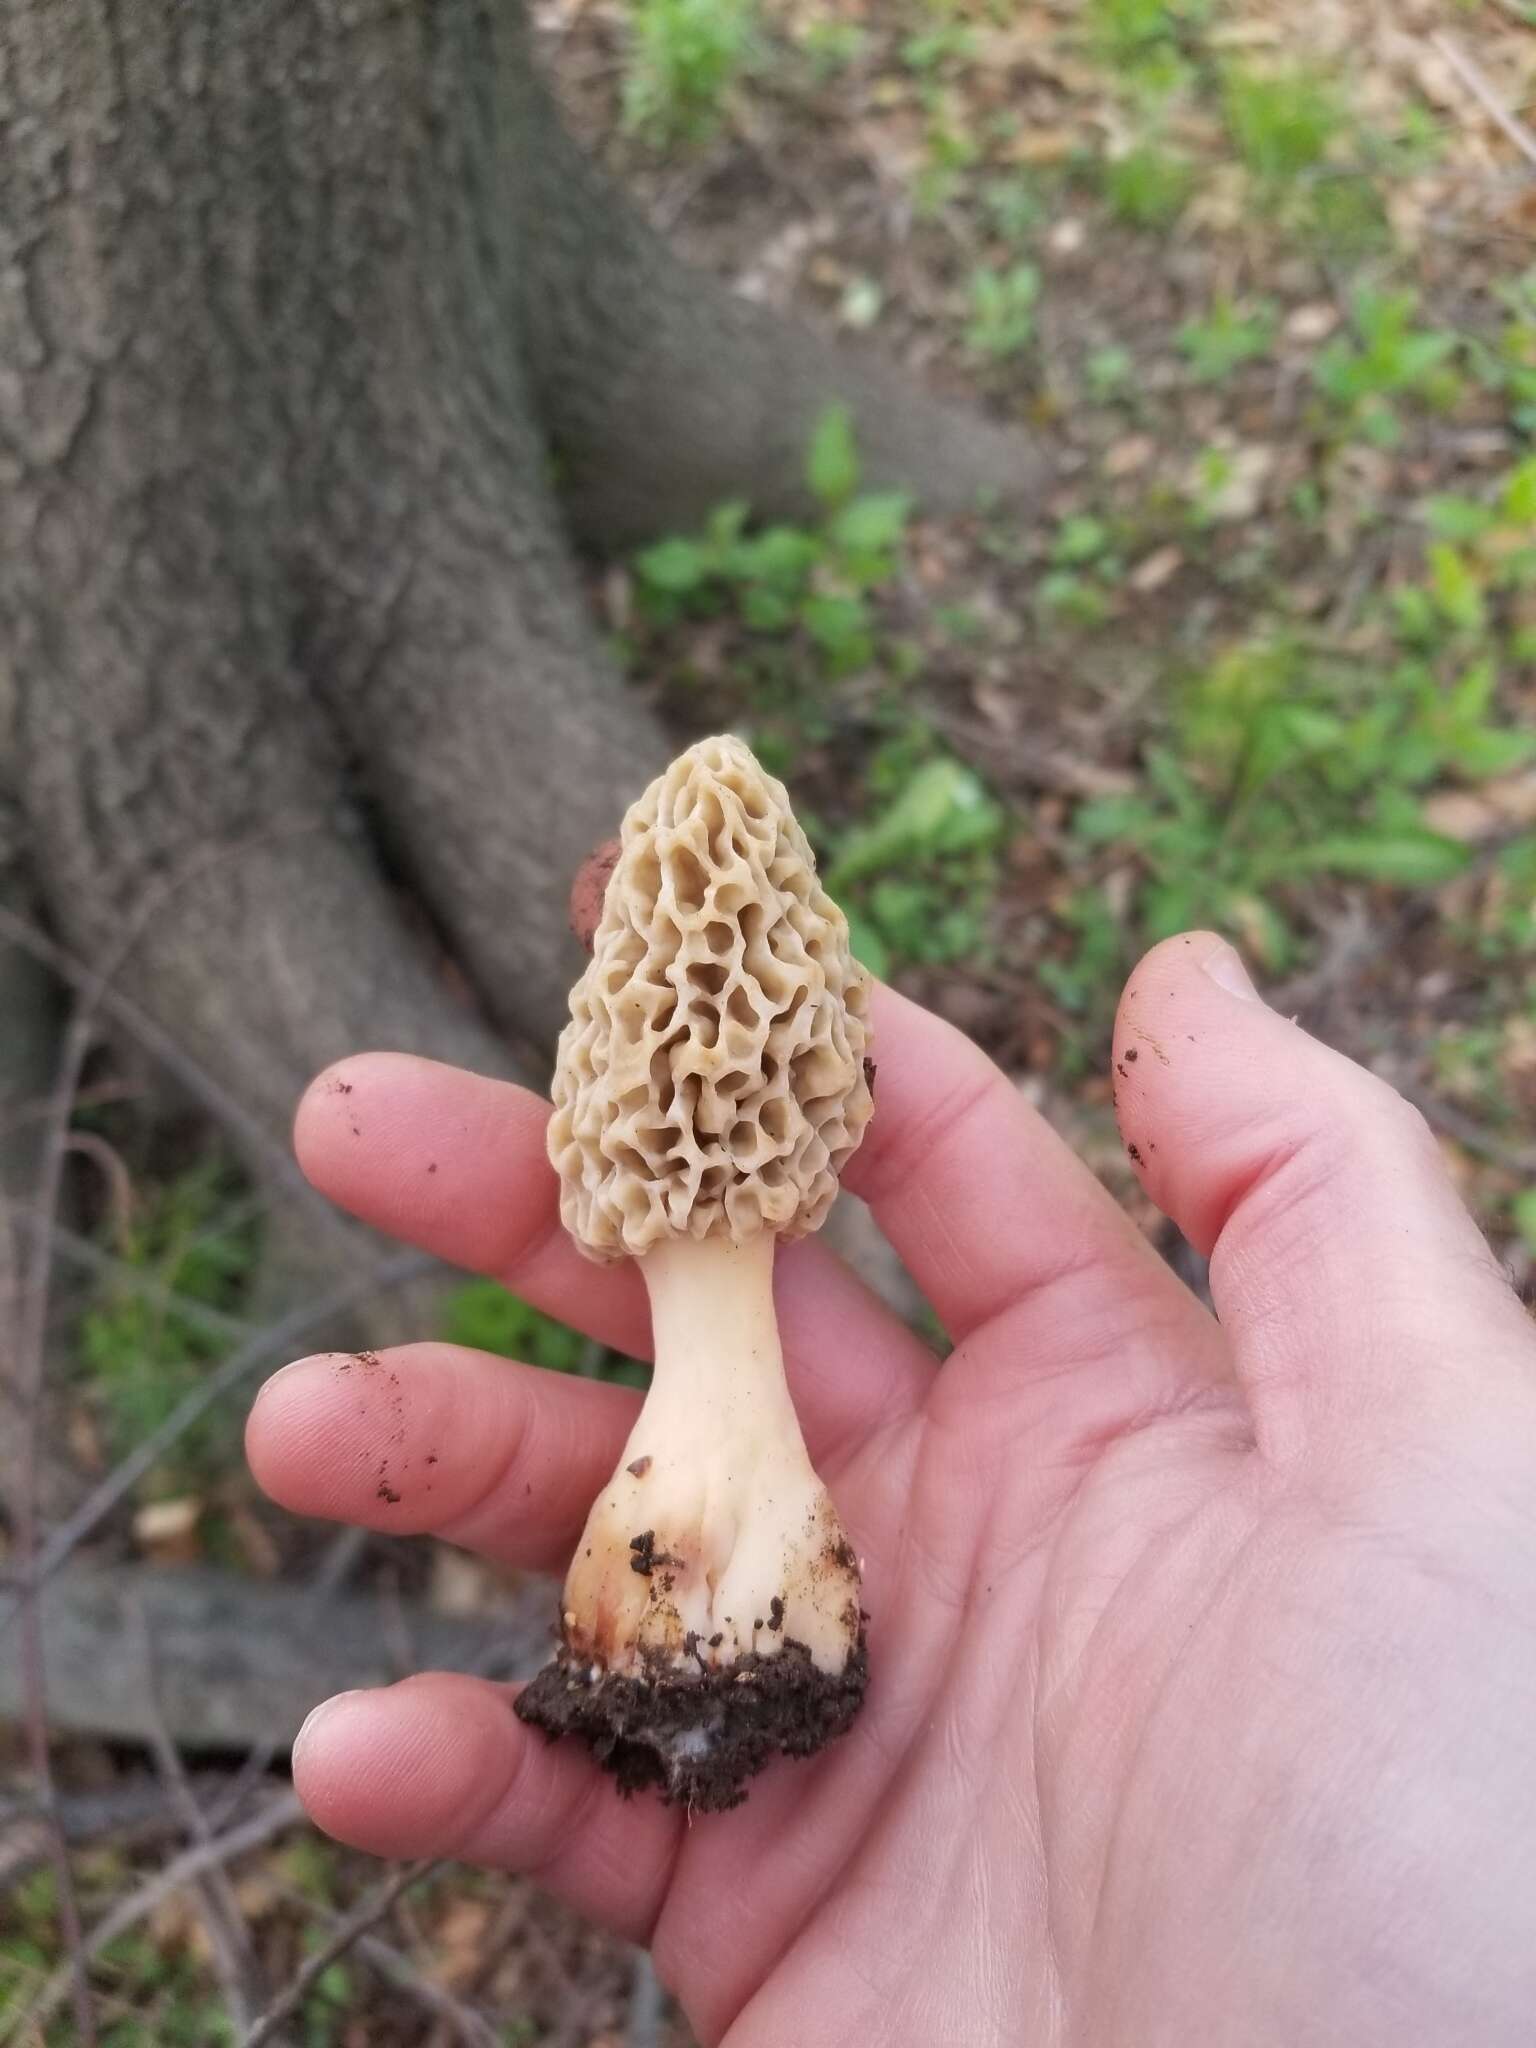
[514,734,875,1810]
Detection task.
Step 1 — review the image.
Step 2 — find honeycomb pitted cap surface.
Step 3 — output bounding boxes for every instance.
[549,736,874,1260]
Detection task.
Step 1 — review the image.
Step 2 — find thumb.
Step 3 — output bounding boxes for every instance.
[1113,932,1531,1447]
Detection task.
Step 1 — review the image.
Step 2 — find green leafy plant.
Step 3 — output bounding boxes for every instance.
[1035,511,1123,628]
[622,0,757,146]
[964,261,1041,361]
[1431,1023,1512,1122]
[797,17,867,82]
[1038,888,1126,1017]
[633,405,911,678]
[1085,344,1136,399]
[1466,834,1536,961]
[444,1281,646,1389]
[980,171,1046,244]
[1468,269,1536,432]
[76,1154,258,1489]
[1223,62,1344,185]
[823,738,1008,976]
[1395,460,1536,646]
[1178,295,1277,381]
[1069,633,1531,970]
[1101,139,1195,228]
[1313,288,1462,444]
[901,20,975,77]
[1086,0,1211,91]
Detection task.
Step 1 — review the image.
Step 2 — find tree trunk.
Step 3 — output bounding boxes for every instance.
[0,0,1047,1210]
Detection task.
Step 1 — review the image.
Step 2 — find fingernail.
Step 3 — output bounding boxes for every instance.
[294,1691,360,1762]
[1201,940,1261,1001]
[250,1354,329,1406]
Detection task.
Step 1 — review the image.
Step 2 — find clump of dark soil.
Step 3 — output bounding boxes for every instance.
[515,1632,868,1812]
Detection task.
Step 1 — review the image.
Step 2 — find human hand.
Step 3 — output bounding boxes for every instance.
[247,934,1536,2047]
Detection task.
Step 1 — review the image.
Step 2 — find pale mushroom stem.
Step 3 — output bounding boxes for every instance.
[558,1229,861,1681]
[639,1232,801,1472]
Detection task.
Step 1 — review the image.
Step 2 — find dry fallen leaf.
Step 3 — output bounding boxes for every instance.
[1285,302,1341,344]
[1188,442,1275,523]
[1131,545,1184,593]
[133,1495,202,1563]
[431,1895,493,1989]
[1104,434,1156,478]
[1423,769,1536,843]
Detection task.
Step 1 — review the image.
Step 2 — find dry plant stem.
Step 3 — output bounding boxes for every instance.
[0,1776,248,1891]
[15,1210,251,1345]
[1432,32,1536,173]
[237,1859,441,2048]
[269,1883,502,2048]
[16,1792,306,2036]
[133,1599,268,2034]
[0,906,320,1213]
[7,1003,99,2048]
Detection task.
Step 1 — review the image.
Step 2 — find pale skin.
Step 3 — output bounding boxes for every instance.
[248,932,1536,2047]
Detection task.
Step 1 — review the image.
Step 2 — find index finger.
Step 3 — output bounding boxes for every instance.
[845,985,1227,1359]
[292,1053,937,1457]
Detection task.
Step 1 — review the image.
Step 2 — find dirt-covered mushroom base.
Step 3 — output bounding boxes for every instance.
[514,1632,869,1812]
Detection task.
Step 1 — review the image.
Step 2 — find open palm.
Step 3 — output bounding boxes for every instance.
[249,935,1536,2047]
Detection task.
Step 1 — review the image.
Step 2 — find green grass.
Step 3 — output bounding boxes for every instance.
[1065,628,1533,980]
[1222,62,1345,185]
[442,1279,646,1389]
[823,731,1009,978]
[626,410,1015,978]
[2,1861,239,2047]
[1086,0,1212,91]
[964,261,1041,361]
[823,737,1015,983]
[622,0,757,145]
[797,17,867,82]
[1101,139,1195,228]
[1314,287,1463,443]
[75,1153,258,1492]
[633,403,912,680]
[1178,296,1277,381]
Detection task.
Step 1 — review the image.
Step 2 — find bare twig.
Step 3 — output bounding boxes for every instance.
[1433,32,1536,174]
[133,1598,269,2034]
[0,1246,433,1626]
[0,1074,138,1139]
[5,1004,99,2048]
[12,1209,251,1344]
[270,1882,503,2048]
[0,1774,245,1890]
[61,1128,137,1242]
[0,904,324,1215]
[346,1930,503,2048]
[237,1858,442,2048]
[9,1792,306,2041]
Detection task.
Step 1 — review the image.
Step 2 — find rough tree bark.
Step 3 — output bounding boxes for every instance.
[0,0,1046,1237]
